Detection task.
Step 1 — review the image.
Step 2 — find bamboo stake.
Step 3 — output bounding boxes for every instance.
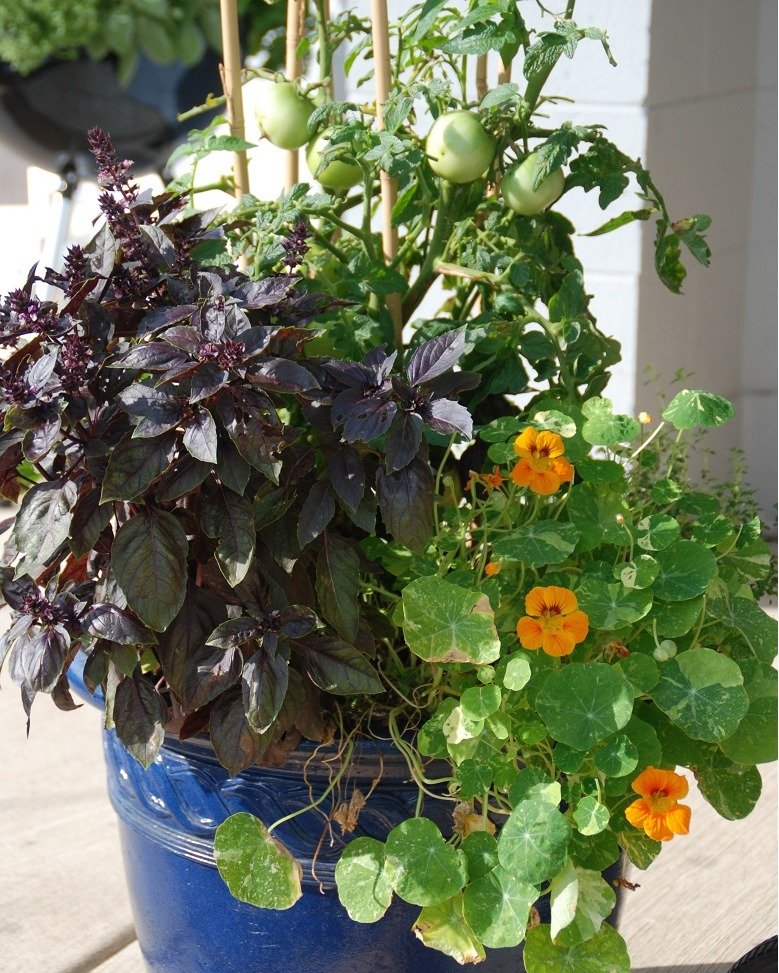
[370,0,403,347]
[285,0,304,189]
[475,54,488,102]
[219,0,250,201]
[498,56,512,86]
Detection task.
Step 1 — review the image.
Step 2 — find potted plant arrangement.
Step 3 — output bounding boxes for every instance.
[1,1,776,971]
[0,0,285,174]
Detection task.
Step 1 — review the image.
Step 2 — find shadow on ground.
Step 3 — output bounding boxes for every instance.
[635,966,732,973]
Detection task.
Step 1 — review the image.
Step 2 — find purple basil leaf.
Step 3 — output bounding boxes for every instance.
[161,325,202,354]
[209,688,267,776]
[241,648,289,734]
[27,351,58,392]
[155,455,212,502]
[2,575,38,611]
[183,407,218,464]
[9,624,70,694]
[327,446,365,512]
[424,369,481,398]
[23,416,61,463]
[178,643,242,712]
[190,363,230,403]
[101,432,176,502]
[406,327,466,386]
[422,398,473,439]
[297,480,336,549]
[375,458,434,554]
[113,670,167,768]
[82,604,156,645]
[230,276,294,309]
[249,357,320,393]
[206,616,259,650]
[385,411,424,472]
[217,440,251,495]
[323,360,374,389]
[301,637,382,695]
[316,533,360,642]
[133,396,184,439]
[278,606,319,639]
[70,487,113,556]
[331,387,364,426]
[137,304,197,336]
[363,346,397,382]
[342,396,398,443]
[109,343,188,371]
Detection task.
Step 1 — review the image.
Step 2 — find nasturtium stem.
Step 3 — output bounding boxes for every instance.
[267,738,355,834]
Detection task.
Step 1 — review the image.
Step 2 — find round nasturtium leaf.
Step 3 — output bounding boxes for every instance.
[524,922,630,973]
[650,647,749,743]
[572,796,610,836]
[653,540,717,602]
[491,521,580,567]
[692,512,735,547]
[553,742,585,774]
[554,866,617,947]
[214,812,302,910]
[636,513,680,552]
[616,554,659,590]
[695,758,763,820]
[661,388,735,430]
[594,732,638,777]
[460,684,501,720]
[576,578,652,629]
[497,798,571,885]
[401,577,500,665]
[385,818,467,906]
[460,832,499,881]
[503,654,532,691]
[412,893,485,965]
[616,652,659,696]
[457,758,494,799]
[719,696,778,764]
[335,836,393,923]
[508,767,561,808]
[651,595,705,638]
[535,662,634,750]
[463,865,537,949]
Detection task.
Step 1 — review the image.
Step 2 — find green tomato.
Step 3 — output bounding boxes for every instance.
[306,130,362,190]
[255,81,314,150]
[501,152,565,215]
[425,110,496,184]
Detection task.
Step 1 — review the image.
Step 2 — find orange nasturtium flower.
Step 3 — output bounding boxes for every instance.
[484,561,501,577]
[516,586,589,657]
[625,767,692,842]
[510,428,574,495]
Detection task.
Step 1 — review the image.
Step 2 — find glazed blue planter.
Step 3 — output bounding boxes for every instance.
[71,658,622,972]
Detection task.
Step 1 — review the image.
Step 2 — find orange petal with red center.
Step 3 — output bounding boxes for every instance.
[535,430,565,458]
[510,459,534,487]
[625,798,651,829]
[525,586,550,617]
[631,766,687,800]
[517,616,544,650]
[664,803,691,836]
[551,457,574,483]
[544,586,579,615]
[541,629,577,657]
[514,427,538,457]
[562,609,589,644]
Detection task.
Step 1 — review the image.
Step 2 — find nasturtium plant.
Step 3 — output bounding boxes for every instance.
[1,1,776,970]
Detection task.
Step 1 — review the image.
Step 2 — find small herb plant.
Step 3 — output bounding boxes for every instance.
[0,1,776,970]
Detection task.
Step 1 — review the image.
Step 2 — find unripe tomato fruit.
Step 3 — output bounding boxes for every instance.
[255,81,314,150]
[501,152,565,215]
[425,111,496,184]
[306,130,362,190]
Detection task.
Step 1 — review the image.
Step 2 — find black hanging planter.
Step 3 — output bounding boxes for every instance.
[0,51,222,177]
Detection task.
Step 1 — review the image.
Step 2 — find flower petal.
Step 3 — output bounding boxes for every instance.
[527,469,561,495]
[541,629,577,657]
[536,430,565,458]
[644,813,674,842]
[631,766,671,799]
[551,456,574,483]
[525,586,549,617]
[664,803,691,836]
[514,427,537,457]
[624,799,651,829]
[517,616,544,650]
[562,609,589,644]
[544,586,579,615]
[510,459,533,487]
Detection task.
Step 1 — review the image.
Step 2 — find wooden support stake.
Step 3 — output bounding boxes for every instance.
[285,0,304,189]
[475,54,488,102]
[219,0,250,201]
[498,57,512,86]
[370,0,403,347]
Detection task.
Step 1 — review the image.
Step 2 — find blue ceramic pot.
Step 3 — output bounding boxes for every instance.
[71,658,622,972]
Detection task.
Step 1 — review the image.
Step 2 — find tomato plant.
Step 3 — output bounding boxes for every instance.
[425,110,496,184]
[501,152,565,215]
[306,129,363,189]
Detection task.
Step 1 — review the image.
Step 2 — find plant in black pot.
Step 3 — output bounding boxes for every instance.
[0,0,285,174]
